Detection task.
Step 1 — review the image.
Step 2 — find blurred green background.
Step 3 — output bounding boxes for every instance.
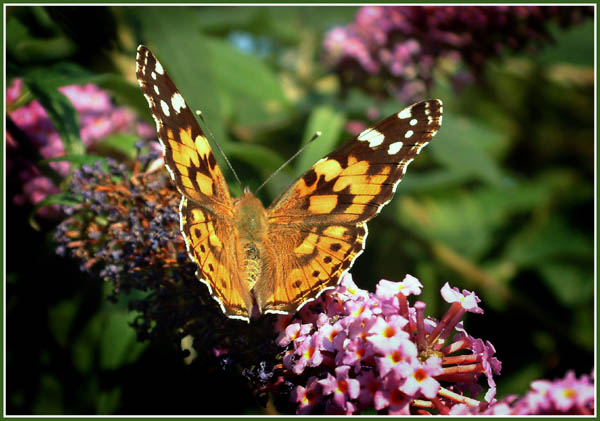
[6,5,594,415]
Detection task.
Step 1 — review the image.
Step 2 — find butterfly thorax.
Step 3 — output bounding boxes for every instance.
[233,192,267,290]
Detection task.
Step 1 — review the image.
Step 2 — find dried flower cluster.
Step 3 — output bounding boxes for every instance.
[54,158,282,377]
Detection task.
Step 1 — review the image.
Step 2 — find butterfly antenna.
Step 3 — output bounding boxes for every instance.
[254,131,321,195]
[196,110,243,190]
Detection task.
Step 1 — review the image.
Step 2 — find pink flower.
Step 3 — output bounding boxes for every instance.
[276,322,312,347]
[319,320,347,352]
[398,356,443,399]
[472,338,502,400]
[375,339,417,377]
[376,374,412,414]
[376,274,423,299]
[6,78,23,104]
[548,371,590,412]
[440,282,483,313]
[60,84,112,112]
[290,333,324,374]
[337,336,373,371]
[318,365,360,411]
[367,314,410,354]
[292,376,322,414]
[357,370,383,407]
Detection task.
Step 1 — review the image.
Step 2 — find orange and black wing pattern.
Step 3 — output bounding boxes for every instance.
[136,46,252,321]
[259,100,443,315]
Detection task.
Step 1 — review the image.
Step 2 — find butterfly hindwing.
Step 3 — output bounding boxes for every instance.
[179,197,253,320]
[255,223,367,314]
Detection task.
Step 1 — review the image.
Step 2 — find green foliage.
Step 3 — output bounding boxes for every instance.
[6,5,593,415]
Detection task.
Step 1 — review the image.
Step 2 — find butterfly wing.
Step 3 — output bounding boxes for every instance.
[136,46,253,321]
[257,100,443,315]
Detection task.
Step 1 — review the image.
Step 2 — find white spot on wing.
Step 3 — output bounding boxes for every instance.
[155,60,164,75]
[398,107,412,119]
[154,85,160,95]
[160,100,170,117]
[387,141,403,155]
[151,71,157,80]
[405,130,414,139]
[410,118,418,126]
[358,129,385,148]
[171,92,186,114]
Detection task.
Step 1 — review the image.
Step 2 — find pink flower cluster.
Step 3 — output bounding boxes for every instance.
[276,273,501,415]
[323,6,592,103]
[6,78,154,217]
[456,371,595,415]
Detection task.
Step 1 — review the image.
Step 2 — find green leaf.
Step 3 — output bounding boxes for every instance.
[537,19,594,67]
[24,77,84,155]
[29,193,80,231]
[505,218,592,266]
[48,298,81,348]
[134,7,225,142]
[99,311,147,370]
[6,17,31,52]
[296,105,346,174]
[96,133,140,160]
[33,375,64,414]
[226,141,285,179]
[203,36,286,104]
[539,263,592,306]
[96,387,122,415]
[41,154,107,169]
[397,192,495,260]
[194,6,259,31]
[430,112,506,186]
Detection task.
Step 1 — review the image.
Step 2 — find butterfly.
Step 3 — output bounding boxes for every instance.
[136,45,442,323]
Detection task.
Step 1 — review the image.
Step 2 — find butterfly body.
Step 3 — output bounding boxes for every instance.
[136,45,443,322]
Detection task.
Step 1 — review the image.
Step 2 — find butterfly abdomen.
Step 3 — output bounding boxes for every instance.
[233,192,269,293]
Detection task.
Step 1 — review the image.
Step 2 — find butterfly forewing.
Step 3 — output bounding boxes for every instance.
[267,100,442,225]
[137,45,253,320]
[260,100,442,315]
[136,46,231,209]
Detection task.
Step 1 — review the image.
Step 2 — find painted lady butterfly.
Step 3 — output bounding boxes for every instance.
[136,45,442,323]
